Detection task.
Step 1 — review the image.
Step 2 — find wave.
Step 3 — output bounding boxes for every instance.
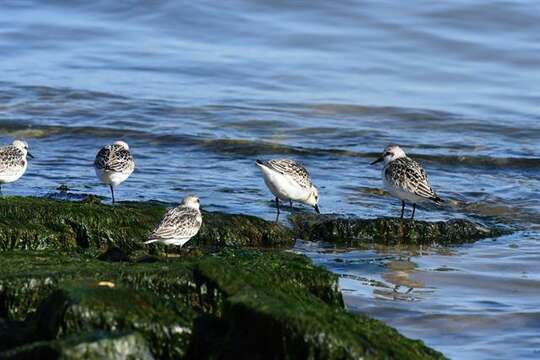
[2,121,539,170]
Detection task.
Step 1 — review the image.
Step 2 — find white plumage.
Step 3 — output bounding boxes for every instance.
[256,159,320,215]
[0,140,33,194]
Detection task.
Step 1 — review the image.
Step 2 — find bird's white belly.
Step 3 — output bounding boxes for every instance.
[260,166,309,202]
[162,237,191,247]
[384,177,424,204]
[95,168,132,187]
[0,162,27,184]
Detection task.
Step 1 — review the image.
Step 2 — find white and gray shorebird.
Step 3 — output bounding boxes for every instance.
[371,144,442,220]
[256,159,320,217]
[145,195,202,250]
[0,140,33,195]
[94,141,135,204]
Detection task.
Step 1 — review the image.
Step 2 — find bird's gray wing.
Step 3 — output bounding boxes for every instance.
[94,145,134,172]
[0,146,25,172]
[149,207,202,240]
[266,159,312,188]
[386,158,439,201]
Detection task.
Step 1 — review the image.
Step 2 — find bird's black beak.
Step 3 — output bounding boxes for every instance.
[27,152,34,159]
[370,157,383,165]
[314,204,320,214]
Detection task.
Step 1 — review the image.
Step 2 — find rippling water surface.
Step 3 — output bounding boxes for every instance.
[1,1,539,359]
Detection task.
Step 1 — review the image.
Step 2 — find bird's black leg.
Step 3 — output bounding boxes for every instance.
[110,185,116,205]
[411,203,416,220]
[400,201,405,219]
[289,199,293,211]
[275,197,280,222]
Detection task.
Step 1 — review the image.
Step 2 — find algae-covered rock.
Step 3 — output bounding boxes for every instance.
[0,250,445,359]
[189,250,444,360]
[0,251,195,320]
[291,213,509,245]
[0,332,153,360]
[34,282,194,359]
[0,197,163,252]
[0,197,292,252]
[194,212,293,247]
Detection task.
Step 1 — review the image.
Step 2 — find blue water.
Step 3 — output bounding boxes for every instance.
[1,1,540,358]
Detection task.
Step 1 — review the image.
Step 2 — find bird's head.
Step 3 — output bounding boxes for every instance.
[113,140,130,150]
[371,144,406,165]
[182,195,201,210]
[305,185,320,214]
[12,140,33,159]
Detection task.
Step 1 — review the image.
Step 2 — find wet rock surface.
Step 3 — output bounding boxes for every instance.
[290,213,510,245]
[2,196,506,358]
[1,332,154,360]
[0,250,445,359]
[0,197,508,253]
[0,197,293,252]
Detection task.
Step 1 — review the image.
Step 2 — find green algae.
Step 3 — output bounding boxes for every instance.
[0,197,293,252]
[0,197,507,255]
[0,197,163,252]
[0,197,448,359]
[35,283,194,359]
[194,211,293,247]
[0,251,195,320]
[291,213,510,245]
[190,250,444,360]
[0,250,445,359]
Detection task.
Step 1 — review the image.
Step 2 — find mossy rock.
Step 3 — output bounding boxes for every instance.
[0,197,293,252]
[0,331,153,360]
[194,212,293,247]
[0,250,444,359]
[33,282,194,359]
[189,250,444,360]
[290,213,509,245]
[0,251,195,320]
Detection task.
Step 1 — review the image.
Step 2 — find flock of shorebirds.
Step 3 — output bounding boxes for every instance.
[0,139,442,250]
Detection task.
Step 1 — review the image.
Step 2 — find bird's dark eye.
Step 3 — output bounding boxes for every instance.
[385,152,393,156]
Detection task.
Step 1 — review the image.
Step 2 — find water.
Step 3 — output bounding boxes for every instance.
[1,1,539,358]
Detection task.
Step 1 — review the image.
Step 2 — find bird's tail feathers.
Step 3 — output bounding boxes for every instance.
[431,195,443,205]
[144,238,158,244]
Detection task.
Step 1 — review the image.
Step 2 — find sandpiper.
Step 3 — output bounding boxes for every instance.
[371,144,442,220]
[145,195,203,250]
[0,140,33,195]
[256,159,320,218]
[94,140,135,204]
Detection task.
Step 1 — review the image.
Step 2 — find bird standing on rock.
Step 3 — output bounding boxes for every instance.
[371,144,442,220]
[145,195,203,255]
[256,159,320,220]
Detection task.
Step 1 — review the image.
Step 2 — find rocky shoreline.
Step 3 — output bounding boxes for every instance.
[0,196,509,359]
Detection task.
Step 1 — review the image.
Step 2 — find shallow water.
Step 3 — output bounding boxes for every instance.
[1,1,539,358]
